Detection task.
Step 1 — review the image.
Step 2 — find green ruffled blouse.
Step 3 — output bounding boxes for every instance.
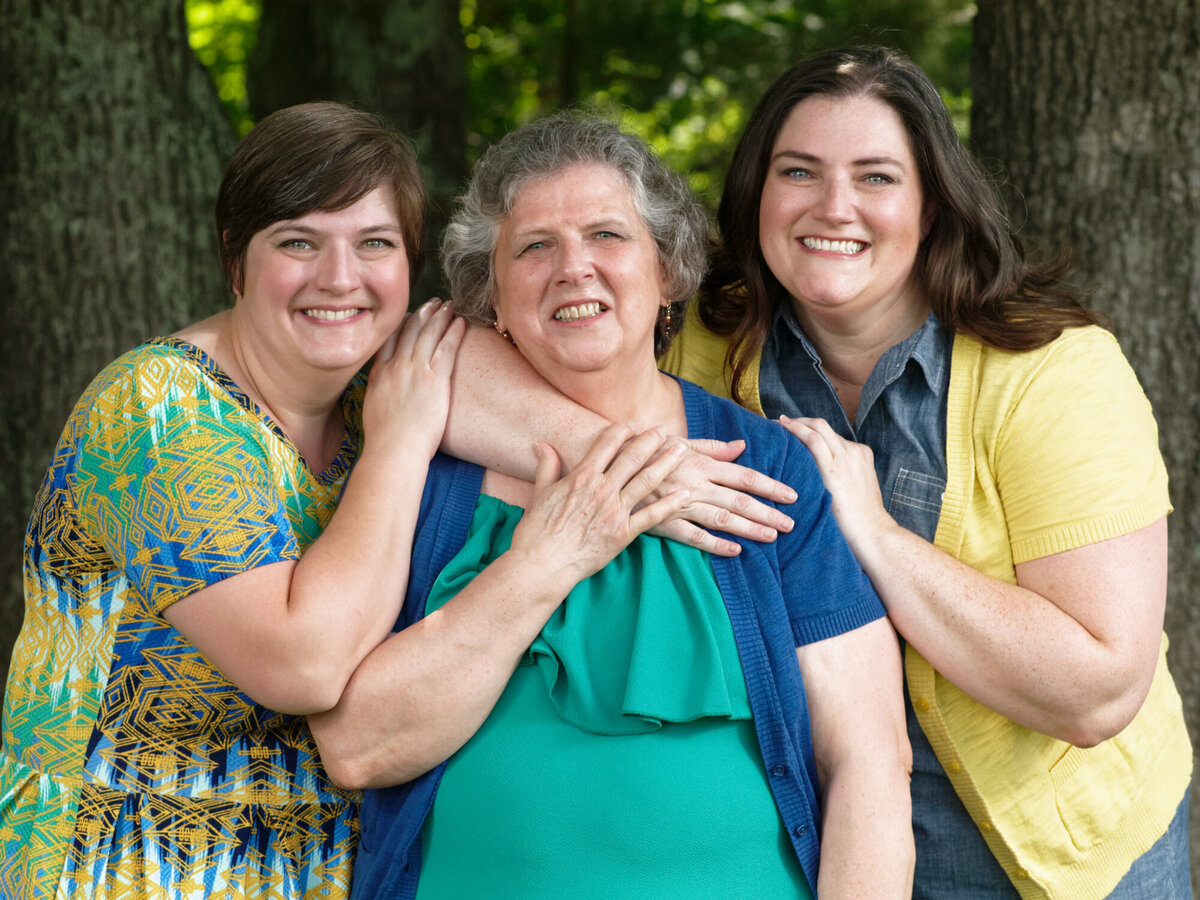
[416,494,813,898]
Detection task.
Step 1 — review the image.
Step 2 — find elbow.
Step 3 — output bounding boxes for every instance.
[1056,701,1142,748]
[1050,672,1154,748]
[319,751,376,791]
[309,715,376,790]
[251,662,352,717]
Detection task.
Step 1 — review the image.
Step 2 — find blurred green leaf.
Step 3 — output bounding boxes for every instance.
[186,0,261,136]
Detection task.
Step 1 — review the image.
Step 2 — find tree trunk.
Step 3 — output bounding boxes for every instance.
[0,0,234,700]
[246,0,467,302]
[972,0,1200,881]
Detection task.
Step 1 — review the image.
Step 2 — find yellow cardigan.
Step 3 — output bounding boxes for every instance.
[661,309,1193,900]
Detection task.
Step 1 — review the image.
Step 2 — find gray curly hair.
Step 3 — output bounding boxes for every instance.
[441,112,710,355]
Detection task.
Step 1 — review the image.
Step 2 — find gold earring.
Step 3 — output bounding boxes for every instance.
[493,320,514,345]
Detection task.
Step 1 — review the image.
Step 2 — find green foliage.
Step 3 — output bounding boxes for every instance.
[461,0,974,206]
[187,0,973,203]
[186,0,261,136]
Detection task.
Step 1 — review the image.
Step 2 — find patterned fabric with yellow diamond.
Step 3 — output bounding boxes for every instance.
[1,338,363,899]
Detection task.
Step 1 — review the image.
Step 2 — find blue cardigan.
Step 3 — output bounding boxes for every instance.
[349,378,885,898]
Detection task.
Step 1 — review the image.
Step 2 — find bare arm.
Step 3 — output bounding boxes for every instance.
[799,619,913,899]
[164,302,465,715]
[782,415,1167,746]
[309,425,690,788]
[443,323,798,556]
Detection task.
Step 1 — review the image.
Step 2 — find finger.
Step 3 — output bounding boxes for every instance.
[601,428,673,493]
[780,415,839,462]
[615,438,686,509]
[699,457,798,506]
[393,299,442,360]
[628,489,690,538]
[372,322,404,366]
[679,493,785,542]
[532,441,563,488]
[575,422,638,474]
[410,299,458,362]
[653,518,743,558]
[431,314,467,373]
[684,438,747,462]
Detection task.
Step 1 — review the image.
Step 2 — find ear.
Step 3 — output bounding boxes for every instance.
[921,203,937,240]
[491,306,506,333]
[223,230,245,297]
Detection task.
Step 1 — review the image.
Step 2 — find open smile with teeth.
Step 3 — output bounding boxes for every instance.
[553,301,607,321]
[302,308,361,321]
[802,237,866,254]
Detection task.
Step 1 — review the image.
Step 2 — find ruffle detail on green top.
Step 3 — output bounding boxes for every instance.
[424,494,752,736]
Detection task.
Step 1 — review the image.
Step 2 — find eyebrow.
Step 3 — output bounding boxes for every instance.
[267,221,404,236]
[508,214,633,241]
[771,150,909,168]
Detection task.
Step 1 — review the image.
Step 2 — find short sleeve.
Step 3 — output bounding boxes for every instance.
[774,434,886,646]
[993,328,1169,563]
[71,350,299,612]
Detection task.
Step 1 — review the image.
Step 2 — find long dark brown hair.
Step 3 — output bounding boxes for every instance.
[700,45,1107,405]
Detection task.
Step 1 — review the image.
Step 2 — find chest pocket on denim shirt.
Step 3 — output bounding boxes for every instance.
[886,468,945,539]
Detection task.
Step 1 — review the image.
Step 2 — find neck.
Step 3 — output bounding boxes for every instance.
[176,309,350,471]
[555,357,686,436]
[792,296,929,423]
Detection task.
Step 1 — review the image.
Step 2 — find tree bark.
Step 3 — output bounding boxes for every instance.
[972,0,1200,881]
[0,0,233,698]
[246,0,467,302]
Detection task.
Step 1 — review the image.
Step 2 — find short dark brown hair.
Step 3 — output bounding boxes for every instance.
[216,101,425,294]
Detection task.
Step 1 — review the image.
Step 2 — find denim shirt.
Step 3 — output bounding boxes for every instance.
[759,304,952,545]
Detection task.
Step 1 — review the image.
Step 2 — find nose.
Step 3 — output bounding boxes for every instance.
[315,243,362,294]
[555,235,595,285]
[815,176,855,224]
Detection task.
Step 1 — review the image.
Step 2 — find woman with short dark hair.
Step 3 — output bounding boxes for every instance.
[0,101,464,898]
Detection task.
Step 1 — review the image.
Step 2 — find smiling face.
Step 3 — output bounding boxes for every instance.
[492,163,669,393]
[758,94,931,333]
[235,185,410,381]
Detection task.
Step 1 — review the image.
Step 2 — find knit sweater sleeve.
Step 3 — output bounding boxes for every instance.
[986,327,1170,564]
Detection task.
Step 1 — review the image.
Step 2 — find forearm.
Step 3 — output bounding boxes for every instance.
[803,621,913,898]
[284,445,431,672]
[443,324,608,476]
[856,520,1159,743]
[816,760,914,899]
[310,550,573,787]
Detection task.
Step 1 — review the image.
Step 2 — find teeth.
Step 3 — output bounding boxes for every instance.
[303,308,359,321]
[554,301,604,321]
[802,237,865,254]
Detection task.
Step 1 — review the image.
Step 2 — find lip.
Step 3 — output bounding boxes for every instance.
[551,299,609,322]
[298,307,367,322]
[799,236,869,256]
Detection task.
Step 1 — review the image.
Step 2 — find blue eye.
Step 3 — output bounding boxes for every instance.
[865,173,897,185]
[782,167,813,179]
[279,238,312,250]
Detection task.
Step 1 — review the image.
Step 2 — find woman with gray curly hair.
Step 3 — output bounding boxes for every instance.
[442,113,709,358]
[311,113,912,899]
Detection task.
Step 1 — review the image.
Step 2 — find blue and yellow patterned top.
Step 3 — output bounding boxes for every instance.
[1,338,364,899]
